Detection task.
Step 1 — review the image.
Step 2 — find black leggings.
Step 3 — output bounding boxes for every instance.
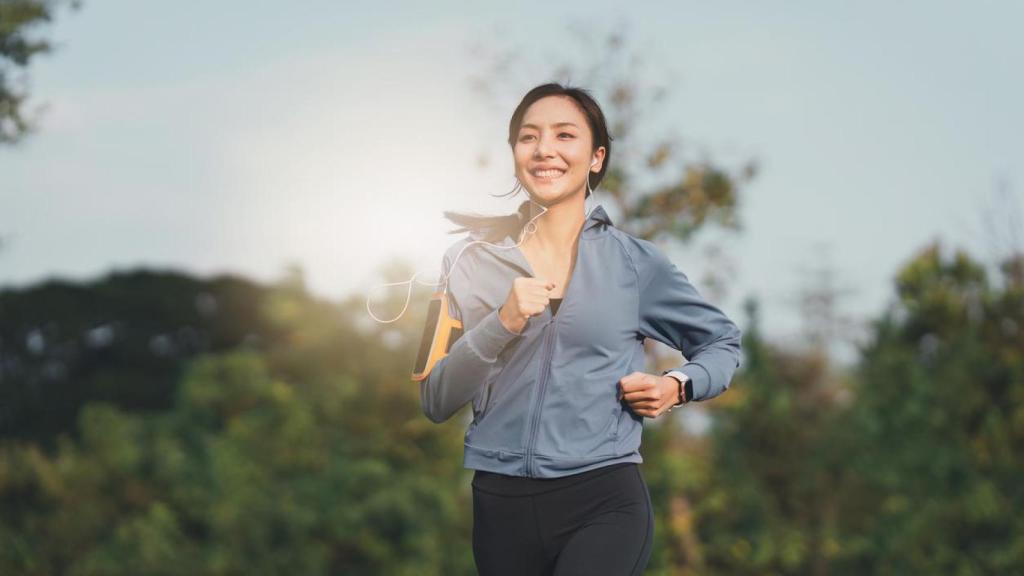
[471,463,654,575]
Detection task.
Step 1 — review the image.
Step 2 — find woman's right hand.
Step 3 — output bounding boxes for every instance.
[497,277,556,334]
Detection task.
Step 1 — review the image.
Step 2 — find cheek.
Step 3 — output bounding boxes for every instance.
[562,144,589,165]
[513,147,530,167]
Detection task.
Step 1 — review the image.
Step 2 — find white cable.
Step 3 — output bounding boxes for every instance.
[364,201,548,323]
[365,159,597,324]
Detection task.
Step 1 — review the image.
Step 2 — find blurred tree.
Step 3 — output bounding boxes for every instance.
[671,297,849,576]
[3,242,1019,573]
[0,269,292,448]
[829,241,1024,574]
[651,240,1024,576]
[0,263,476,575]
[0,0,81,145]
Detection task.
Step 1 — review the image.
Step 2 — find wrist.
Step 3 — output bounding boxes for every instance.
[663,371,692,412]
[497,305,525,334]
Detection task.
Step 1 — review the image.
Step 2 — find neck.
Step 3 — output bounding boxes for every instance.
[520,194,587,253]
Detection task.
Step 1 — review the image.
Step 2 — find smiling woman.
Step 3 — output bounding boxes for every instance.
[417,82,739,576]
[419,81,743,575]
[441,83,613,244]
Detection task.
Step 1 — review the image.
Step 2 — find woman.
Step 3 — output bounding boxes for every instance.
[420,83,743,575]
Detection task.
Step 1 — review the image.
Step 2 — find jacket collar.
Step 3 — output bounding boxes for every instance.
[470,204,614,276]
[470,203,613,242]
[584,204,614,231]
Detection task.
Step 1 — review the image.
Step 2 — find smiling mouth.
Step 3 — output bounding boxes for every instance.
[531,168,566,182]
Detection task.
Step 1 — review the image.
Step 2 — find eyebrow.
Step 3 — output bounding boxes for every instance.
[519,122,579,131]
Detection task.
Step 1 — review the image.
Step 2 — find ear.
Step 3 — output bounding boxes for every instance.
[590,146,607,172]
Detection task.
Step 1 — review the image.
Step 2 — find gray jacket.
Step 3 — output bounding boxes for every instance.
[420,204,743,478]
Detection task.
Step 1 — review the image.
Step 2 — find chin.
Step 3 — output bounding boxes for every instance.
[525,191,561,206]
[524,182,576,203]
[533,187,582,206]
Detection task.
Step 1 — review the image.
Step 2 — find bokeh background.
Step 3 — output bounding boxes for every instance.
[2,1,1022,574]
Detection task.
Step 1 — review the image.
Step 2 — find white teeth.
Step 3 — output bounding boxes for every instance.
[533,169,565,178]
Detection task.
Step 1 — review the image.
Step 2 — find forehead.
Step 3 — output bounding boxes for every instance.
[520,95,586,128]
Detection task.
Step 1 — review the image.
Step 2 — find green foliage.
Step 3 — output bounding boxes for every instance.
[0,0,80,145]
[677,299,848,576]
[641,243,1024,575]
[832,242,1024,574]
[0,268,476,574]
[0,270,292,447]
[2,242,1021,572]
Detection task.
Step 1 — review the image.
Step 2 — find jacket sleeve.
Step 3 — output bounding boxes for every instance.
[632,238,743,402]
[419,251,523,423]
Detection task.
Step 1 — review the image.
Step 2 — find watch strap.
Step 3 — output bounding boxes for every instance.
[663,370,692,411]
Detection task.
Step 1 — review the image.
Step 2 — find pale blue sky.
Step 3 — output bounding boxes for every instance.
[2,1,1022,365]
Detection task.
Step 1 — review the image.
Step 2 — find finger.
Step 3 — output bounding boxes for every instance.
[622,386,656,398]
[618,371,649,388]
[526,279,554,289]
[626,402,657,416]
[618,378,638,392]
[524,297,553,315]
[525,288,556,304]
[524,306,546,318]
[524,277,556,290]
[614,385,638,399]
[622,390,654,404]
[619,387,651,401]
[619,379,654,394]
[623,391,656,402]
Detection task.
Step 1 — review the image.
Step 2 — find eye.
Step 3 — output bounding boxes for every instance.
[559,132,575,138]
[518,134,535,142]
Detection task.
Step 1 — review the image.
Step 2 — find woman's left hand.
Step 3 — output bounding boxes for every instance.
[617,371,680,419]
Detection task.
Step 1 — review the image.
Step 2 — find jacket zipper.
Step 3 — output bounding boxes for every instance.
[525,314,558,477]
[517,229,583,477]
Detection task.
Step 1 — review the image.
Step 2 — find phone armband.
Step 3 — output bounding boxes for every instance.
[411,290,464,381]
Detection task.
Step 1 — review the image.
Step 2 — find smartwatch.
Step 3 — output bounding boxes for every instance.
[663,370,693,412]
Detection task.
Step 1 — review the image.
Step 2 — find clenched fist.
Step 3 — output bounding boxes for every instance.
[497,276,557,334]
[617,371,682,419]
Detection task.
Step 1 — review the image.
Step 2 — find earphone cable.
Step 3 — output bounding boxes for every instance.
[366,161,597,324]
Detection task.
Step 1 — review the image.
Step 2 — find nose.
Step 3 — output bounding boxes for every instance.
[533,132,555,158]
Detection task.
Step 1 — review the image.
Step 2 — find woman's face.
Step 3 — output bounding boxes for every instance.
[513,95,605,207]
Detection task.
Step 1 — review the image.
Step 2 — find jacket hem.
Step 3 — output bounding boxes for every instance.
[464,442,644,479]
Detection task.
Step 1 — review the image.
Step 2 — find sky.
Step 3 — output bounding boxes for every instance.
[2,1,1022,366]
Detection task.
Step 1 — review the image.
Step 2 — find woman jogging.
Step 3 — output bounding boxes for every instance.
[420,82,743,575]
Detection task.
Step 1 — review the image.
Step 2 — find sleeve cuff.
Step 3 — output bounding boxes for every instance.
[662,370,688,384]
[666,363,711,402]
[465,306,522,362]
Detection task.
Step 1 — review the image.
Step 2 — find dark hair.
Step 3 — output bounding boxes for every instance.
[443,82,613,242]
